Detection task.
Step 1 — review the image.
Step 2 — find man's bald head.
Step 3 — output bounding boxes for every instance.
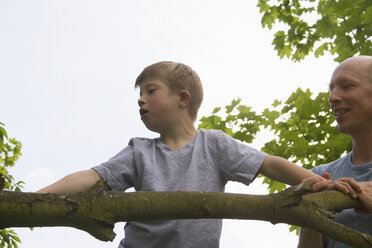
[335,55,372,84]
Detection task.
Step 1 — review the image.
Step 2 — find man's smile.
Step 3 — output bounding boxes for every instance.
[333,108,350,117]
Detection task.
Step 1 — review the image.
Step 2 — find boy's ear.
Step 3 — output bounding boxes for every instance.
[179,90,191,107]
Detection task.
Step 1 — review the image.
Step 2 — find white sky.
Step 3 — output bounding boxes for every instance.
[1,1,339,247]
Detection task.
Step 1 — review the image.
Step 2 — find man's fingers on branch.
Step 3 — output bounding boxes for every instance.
[356,181,372,213]
[328,177,362,199]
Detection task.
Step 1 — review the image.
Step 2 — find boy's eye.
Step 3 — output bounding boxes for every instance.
[149,89,156,94]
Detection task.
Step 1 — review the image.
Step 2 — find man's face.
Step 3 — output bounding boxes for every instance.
[328,57,372,136]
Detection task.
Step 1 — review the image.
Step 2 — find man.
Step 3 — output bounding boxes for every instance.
[298,55,372,248]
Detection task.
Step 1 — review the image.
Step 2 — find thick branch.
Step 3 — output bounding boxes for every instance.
[0,181,371,247]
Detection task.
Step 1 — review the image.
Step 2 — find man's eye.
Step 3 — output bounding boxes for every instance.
[149,89,156,94]
[342,84,352,90]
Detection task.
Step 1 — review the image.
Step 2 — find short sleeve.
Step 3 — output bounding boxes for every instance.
[209,130,268,185]
[92,139,136,191]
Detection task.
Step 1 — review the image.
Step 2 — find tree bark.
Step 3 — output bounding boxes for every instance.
[0,181,371,247]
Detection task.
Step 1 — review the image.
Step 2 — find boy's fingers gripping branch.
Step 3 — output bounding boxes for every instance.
[302,173,332,192]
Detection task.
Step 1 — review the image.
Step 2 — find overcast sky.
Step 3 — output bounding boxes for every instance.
[1,1,339,247]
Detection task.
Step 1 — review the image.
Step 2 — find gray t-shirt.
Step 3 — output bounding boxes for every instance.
[312,152,372,248]
[93,129,268,248]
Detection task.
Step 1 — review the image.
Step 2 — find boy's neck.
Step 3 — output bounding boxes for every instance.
[160,123,197,151]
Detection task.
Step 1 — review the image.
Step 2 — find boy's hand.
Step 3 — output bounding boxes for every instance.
[301,172,332,192]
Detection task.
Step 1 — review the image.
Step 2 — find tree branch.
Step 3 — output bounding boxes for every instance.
[0,180,371,247]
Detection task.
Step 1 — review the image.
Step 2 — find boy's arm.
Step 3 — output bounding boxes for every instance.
[259,156,325,248]
[36,169,101,194]
[258,155,322,186]
[259,156,362,194]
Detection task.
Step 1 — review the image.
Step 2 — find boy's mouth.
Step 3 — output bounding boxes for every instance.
[140,108,149,118]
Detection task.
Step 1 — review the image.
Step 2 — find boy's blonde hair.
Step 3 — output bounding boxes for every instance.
[135,61,204,121]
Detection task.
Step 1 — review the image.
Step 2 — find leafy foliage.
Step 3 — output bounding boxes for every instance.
[198,89,351,192]
[259,88,351,192]
[198,99,263,143]
[257,0,372,62]
[0,122,23,248]
[0,230,20,248]
[198,89,351,234]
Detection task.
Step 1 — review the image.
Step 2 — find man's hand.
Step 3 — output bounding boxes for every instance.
[302,172,363,198]
[327,176,372,214]
[328,176,363,199]
[355,181,372,214]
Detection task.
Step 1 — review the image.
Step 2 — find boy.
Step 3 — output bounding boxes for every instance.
[38,61,332,248]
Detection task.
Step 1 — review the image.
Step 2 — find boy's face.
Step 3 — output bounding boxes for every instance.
[138,79,181,133]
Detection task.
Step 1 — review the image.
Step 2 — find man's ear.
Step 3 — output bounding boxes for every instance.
[179,90,191,107]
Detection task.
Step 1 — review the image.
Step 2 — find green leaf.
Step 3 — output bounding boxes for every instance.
[0,123,7,137]
[0,125,8,147]
[261,12,275,29]
[361,6,372,24]
[212,107,221,114]
[314,42,329,58]
[280,45,293,59]
[289,225,300,235]
[225,99,241,114]
[198,116,216,130]
[315,16,336,37]
[256,0,270,13]
[272,99,282,107]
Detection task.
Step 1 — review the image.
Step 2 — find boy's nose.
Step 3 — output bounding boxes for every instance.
[138,98,145,107]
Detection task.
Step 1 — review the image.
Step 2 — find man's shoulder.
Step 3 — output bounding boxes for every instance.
[312,153,351,175]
